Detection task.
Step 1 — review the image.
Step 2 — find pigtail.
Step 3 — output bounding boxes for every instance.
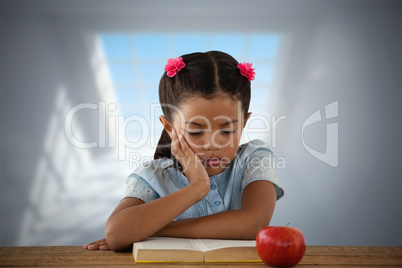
[154,128,172,160]
[154,128,183,171]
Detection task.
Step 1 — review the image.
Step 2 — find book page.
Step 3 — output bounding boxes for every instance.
[195,239,256,252]
[135,237,201,251]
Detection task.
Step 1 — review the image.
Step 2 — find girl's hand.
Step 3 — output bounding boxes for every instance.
[171,129,210,193]
[83,238,110,250]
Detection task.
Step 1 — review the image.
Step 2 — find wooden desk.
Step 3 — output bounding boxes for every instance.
[0,246,401,267]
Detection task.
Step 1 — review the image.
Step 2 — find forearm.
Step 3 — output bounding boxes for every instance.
[155,181,277,240]
[155,208,270,240]
[105,183,208,251]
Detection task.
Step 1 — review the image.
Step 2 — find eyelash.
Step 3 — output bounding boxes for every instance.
[187,130,236,136]
[188,132,203,136]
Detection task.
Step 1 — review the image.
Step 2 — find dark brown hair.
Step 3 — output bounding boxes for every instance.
[154,51,251,160]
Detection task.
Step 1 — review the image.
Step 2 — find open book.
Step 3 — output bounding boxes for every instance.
[133,237,262,263]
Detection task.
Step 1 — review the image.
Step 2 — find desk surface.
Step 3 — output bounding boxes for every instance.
[0,246,401,267]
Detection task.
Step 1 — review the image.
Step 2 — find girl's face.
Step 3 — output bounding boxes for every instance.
[161,94,251,176]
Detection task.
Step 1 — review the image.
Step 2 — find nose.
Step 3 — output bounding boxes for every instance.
[203,141,217,151]
[202,131,223,151]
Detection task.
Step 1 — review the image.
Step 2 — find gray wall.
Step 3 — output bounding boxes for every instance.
[1,0,401,246]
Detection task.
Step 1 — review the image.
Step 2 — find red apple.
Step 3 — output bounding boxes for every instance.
[256,226,306,267]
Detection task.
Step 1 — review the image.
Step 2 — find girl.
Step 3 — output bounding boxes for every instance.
[84,51,284,251]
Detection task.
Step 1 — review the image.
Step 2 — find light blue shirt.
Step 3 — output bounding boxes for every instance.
[122,139,284,220]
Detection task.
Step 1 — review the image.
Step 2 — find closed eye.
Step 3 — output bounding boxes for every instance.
[221,130,236,134]
[187,131,204,136]
[187,130,236,136]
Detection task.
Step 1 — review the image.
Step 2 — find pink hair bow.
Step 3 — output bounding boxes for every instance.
[237,62,255,81]
[164,57,186,77]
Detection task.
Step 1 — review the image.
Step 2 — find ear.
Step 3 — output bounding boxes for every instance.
[243,112,252,129]
[159,116,174,138]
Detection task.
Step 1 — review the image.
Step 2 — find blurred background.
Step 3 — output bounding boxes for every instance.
[1,0,401,247]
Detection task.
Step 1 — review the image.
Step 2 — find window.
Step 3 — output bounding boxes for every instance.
[99,33,282,164]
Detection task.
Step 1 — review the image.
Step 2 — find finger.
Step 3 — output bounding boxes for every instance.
[100,244,110,250]
[171,129,181,149]
[84,239,107,249]
[87,243,101,250]
[88,240,108,250]
[178,134,202,173]
[178,134,197,159]
[170,129,178,155]
[84,238,106,246]
[84,242,97,248]
[171,129,184,158]
[178,133,190,155]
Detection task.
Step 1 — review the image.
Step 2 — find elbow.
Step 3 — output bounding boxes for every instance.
[105,222,132,252]
[105,227,126,252]
[247,215,271,239]
[105,220,148,252]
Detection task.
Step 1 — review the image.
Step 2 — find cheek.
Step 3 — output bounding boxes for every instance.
[184,135,205,151]
[222,144,239,162]
[219,134,241,153]
[221,132,242,147]
[227,133,242,153]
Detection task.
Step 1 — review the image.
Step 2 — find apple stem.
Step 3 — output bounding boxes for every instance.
[285,223,290,227]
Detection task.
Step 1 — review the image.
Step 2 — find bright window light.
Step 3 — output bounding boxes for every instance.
[99,33,282,156]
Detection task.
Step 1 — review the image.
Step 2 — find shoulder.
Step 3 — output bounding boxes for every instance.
[236,139,274,160]
[123,159,175,202]
[127,158,174,184]
[128,158,188,188]
[129,158,173,176]
[236,139,284,200]
[231,139,275,179]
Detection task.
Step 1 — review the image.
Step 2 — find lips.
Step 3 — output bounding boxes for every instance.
[203,156,221,167]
